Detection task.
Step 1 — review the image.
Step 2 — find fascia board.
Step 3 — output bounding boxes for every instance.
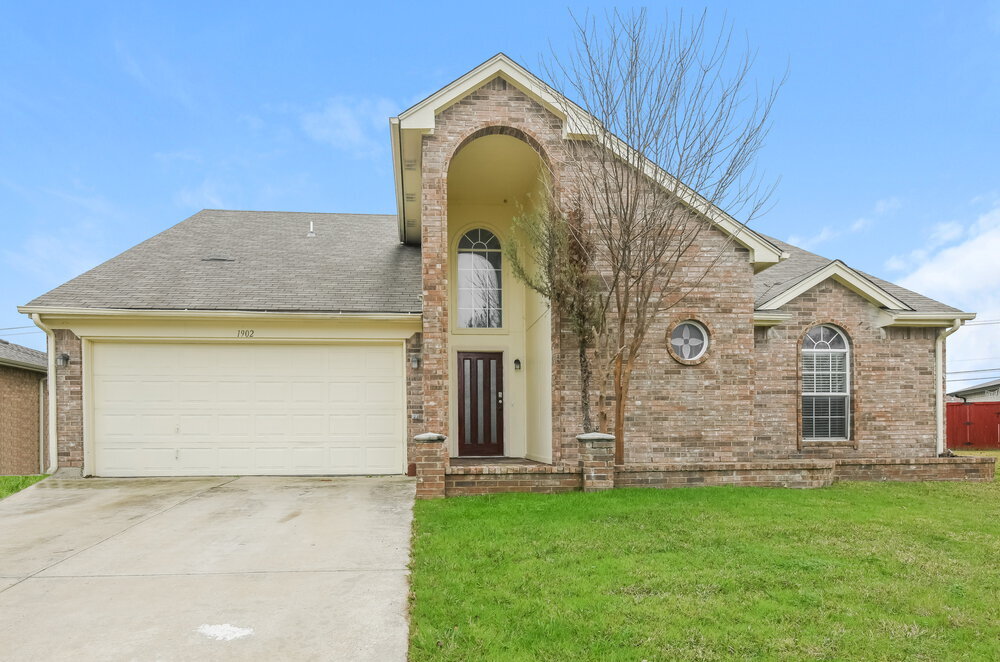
[0,357,47,373]
[18,306,422,323]
[887,312,976,327]
[390,118,405,243]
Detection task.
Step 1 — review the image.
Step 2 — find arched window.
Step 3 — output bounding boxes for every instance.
[457,229,502,328]
[802,325,850,440]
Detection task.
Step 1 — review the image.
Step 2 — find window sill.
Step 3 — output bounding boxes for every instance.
[801,439,854,448]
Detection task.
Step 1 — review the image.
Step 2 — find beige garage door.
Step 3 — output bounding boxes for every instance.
[91,342,405,477]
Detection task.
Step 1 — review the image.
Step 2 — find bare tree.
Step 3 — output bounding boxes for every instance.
[507,196,602,432]
[543,9,782,461]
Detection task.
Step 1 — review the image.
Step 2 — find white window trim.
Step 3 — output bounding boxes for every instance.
[802,325,851,442]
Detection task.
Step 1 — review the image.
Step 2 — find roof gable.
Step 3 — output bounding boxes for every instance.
[391,54,785,268]
[756,260,912,311]
[397,53,591,138]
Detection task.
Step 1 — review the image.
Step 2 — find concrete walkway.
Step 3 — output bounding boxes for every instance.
[0,476,415,661]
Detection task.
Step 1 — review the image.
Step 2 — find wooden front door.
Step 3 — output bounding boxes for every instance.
[457,351,504,456]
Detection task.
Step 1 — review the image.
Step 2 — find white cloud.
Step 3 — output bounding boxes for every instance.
[300,97,396,160]
[787,226,838,250]
[850,217,870,232]
[174,178,226,210]
[884,220,969,272]
[873,197,902,215]
[897,205,1000,388]
[114,41,196,111]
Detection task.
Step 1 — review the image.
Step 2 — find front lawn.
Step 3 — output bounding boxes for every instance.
[410,480,1000,661]
[0,475,47,499]
[954,449,1000,458]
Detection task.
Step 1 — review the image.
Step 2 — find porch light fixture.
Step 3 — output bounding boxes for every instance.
[513,359,522,371]
[57,353,70,368]
[410,355,421,369]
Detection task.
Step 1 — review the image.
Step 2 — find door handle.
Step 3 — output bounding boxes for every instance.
[498,391,503,405]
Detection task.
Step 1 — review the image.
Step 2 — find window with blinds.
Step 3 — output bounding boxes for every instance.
[801,325,850,440]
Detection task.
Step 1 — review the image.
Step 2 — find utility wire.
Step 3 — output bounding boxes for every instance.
[0,325,34,331]
[0,331,44,337]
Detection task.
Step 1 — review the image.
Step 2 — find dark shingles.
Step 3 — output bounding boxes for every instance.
[0,340,46,371]
[753,234,965,314]
[26,210,422,314]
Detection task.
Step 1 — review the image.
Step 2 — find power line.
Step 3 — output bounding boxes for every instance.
[0,325,34,331]
[0,331,44,337]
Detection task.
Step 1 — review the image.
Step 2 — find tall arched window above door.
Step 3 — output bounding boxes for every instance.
[457,228,502,328]
[801,325,850,440]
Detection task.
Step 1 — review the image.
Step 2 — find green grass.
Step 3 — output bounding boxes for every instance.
[954,449,1000,458]
[410,481,1000,661]
[0,475,47,499]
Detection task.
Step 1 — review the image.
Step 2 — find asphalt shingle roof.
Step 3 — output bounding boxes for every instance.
[25,209,962,318]
[753,234,964,314]
[0,340,46,371]
[949,377,1000,398]
[27,210,422,314]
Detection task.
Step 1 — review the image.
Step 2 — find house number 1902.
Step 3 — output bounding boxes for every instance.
[237,329,255,338]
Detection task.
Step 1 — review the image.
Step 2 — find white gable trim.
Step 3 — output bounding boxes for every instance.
[756,261,912,311]
[397,53,592,138]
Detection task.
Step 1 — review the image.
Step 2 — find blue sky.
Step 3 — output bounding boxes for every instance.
[2,1,999,387]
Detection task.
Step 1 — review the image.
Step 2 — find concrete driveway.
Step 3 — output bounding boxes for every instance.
[0,476,415,661]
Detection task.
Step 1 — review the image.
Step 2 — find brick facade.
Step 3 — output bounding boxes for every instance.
[0,365,46,475]
[53,329,83,468]
[753,280,938,460]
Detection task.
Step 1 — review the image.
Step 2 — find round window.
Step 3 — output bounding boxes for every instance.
[669,320,709,362]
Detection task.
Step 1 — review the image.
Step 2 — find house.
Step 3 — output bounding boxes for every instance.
[0,340,47,475]
[948,378,1000,403]
[20,54,995,495]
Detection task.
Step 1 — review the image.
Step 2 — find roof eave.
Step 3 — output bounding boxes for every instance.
[0,357,47,373]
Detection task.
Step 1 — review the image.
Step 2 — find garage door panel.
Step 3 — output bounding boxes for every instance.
[93,342,405,477]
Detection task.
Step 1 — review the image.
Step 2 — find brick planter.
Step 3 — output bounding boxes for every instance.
[413,433,448,499]
[834,456,996,482]
[578,432,616,492]
[615,460,837,489]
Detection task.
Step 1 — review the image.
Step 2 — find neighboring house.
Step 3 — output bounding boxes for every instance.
[0,340,47,475]
[19,54,994,494]
[948,378,1000,403]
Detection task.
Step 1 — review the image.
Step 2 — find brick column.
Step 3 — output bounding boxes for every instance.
[578,432,616,492]
[54,329,83,469]
[413,433,448,499]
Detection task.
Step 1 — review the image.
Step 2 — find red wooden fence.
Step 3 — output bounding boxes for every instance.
[947,402,1000,449]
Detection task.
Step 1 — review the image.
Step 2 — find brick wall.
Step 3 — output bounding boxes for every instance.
[446,464,581,496]
[0,365,45,475]
[405,332,424,473]
[753,280,938,460]
[53,329,83,469]
[834,457,994,482]
[615,460,836,489]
